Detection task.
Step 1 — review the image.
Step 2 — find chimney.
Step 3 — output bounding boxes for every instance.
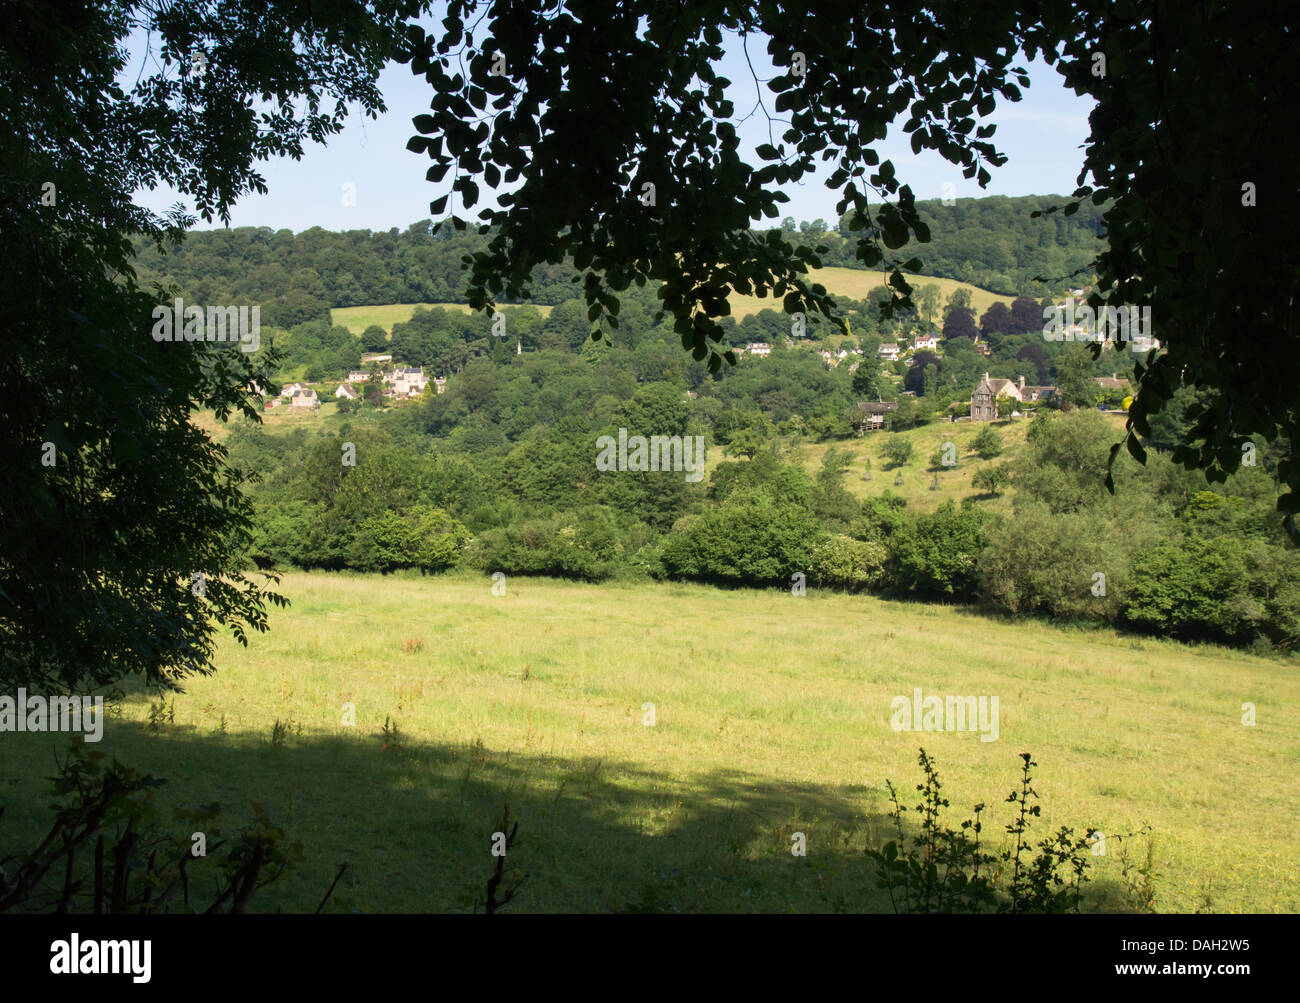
[983,372,990,382]
[1018,375,1025,389]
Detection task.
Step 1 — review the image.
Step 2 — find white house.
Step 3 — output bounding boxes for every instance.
[878,342,901,361]
[744,342,772,357]
[383,366,428,398]
[912,333,940,351]
[347,370,369,383]
[335,383,358,400]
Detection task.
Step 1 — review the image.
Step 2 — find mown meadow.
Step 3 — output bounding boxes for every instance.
[3,572,1295,913]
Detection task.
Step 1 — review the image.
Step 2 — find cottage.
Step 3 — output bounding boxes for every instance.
[878,342,901,361]
[289,387,319,410]
[347,370,370,383]
[912,333,940,351]
[971,373,1056,421]
[744,342,772,357]
[335,383,358,400]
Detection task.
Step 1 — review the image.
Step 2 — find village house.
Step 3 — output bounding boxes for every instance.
[347,369,370,382]
[743,342,772,357]
[288,386,319,410]
[335,383,358,400]
[878,342,901,362]
[912,333,940,351]
[383,366,428,398]
[970,373,1057,421]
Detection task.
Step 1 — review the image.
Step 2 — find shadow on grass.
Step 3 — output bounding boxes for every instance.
[0,719,1149,914]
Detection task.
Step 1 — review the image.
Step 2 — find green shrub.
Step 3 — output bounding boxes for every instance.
[882,435,914,469]
[978,502,1133,620]
[658,489,823,586]
[889,501,985,595]
[810,535,887,590]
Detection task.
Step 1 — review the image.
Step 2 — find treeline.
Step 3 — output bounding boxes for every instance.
[805,195,1107,294]
[129,195,1103,327]
[225,350,1298,655]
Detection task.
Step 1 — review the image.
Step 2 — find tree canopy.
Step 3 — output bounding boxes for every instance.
[0,0,415,691]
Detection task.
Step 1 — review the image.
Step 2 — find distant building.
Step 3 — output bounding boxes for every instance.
[335,383,358,400]
[971,373,1056,420]
[347,370,370,382]
[851,400,899,433]
[744,342,772,357]
[878,342,901,361]
[383,366,428,398]
[912,333,940,351]
[288,387,319,410]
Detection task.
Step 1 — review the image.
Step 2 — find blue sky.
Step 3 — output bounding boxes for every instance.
[131,32,1094,234]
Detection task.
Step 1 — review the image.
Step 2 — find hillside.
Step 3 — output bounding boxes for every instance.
[128,195,1101,329]
[333,271,1011,337]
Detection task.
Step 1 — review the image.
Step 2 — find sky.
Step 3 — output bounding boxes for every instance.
[130,29,1095,235]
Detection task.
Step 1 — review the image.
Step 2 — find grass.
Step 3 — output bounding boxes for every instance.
[726,267,1014,322]
[2,571,1295,914]
[789,415,1129,512]
[331,302,553,336]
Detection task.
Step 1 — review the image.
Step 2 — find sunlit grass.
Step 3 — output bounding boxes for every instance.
[3,571,1294,913]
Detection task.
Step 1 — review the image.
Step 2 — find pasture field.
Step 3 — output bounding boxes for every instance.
[726,267,1015,322]
[2,573,1295,914]
[787,413,1127,511]
[331,301,553,335]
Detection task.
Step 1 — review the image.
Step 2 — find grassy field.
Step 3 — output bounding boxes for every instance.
[787,413,1129,512]
[333,270,1010,336]
[3,572,1295,914]
[332,301,553,335]
[727,267,1014,322]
